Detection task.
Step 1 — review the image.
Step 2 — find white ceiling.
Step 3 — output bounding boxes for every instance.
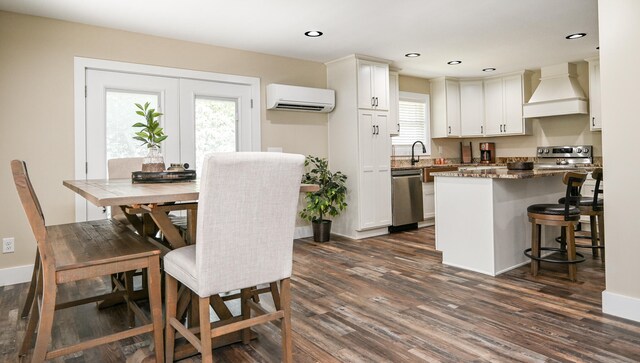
[0,0,599,78]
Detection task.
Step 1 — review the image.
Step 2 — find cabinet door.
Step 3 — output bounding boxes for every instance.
[388,72,400,136]
[430,78,448,138]
[373,64,389,110]
[590,61,602,130]
[373,112,392,226]
[446,80,461,136]
[460,80,485,136]
[483,78,503,135]
[358,62,375,109]
[423,182,435,219]
[358,111,377,229]
[503,75,524,134]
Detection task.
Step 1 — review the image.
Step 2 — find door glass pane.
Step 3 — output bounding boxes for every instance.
[106,91,159,160]
[195,97,237,171]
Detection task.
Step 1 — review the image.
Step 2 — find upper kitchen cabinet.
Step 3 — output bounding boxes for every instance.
[587,57,601,131]
[388,71,400,136]
[483,72,532,136]
[430,77,461,138]
[358,59,389,110]
[459,80,485,137]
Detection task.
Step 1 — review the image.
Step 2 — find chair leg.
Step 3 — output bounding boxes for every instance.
[530,220,540,276]
[31,274,57,362]
[165,275,178,363]
[146,258,164,363]
[280,278,293,363]
[21,250,40,319]
[19,275,41,356]
[241,288,252,344]
[566,224,578,282]
[589,215,599,258]
[598,212,605,263]
[199,297,213,363]
[559,226,567,252]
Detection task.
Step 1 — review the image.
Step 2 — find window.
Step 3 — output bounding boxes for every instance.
[392,92,431,155]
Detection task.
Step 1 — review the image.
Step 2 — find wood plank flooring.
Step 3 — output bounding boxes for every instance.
[3,226,640,362]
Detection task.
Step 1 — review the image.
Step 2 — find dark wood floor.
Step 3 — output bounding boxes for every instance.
[3,227,640,362]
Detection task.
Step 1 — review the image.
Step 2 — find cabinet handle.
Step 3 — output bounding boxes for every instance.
[592,117,596,126]
[481,125,483,133]
[503,124,506,132]
[376,125,379,135]
[448,126,451,134]
[500,124,503,132]
[372,125,376,135]
[371,97,375,107]
[397,124,400,133]
[374,97,378,107]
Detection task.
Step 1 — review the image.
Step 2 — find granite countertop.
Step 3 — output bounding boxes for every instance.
[391,163,504,171]
[432,168,581,179]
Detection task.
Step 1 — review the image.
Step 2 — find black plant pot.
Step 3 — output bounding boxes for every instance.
[312,219,332,242]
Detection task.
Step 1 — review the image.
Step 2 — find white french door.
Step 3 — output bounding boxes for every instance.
[76,58,260,221]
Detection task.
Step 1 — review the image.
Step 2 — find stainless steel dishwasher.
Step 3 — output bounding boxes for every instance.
[391,169,424,227]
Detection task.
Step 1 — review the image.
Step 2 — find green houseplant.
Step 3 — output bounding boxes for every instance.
[133,102,167,172]
[299,155,348,242]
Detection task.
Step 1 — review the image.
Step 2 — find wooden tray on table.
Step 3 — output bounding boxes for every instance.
[132,170,197,183]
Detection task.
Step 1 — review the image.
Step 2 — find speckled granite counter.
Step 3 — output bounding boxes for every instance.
[431,168,570,179]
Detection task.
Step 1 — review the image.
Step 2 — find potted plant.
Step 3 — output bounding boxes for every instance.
[299,155,348,242]
[133,102,168,172]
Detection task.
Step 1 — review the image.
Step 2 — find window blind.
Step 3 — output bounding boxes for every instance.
[392,100,427,146]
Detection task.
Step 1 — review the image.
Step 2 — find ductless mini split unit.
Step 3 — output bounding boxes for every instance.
[266,83,335,112]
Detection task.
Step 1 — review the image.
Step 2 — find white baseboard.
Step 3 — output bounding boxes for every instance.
[294,225,313,239]
[602,290,640,323]
[0,264,34,287]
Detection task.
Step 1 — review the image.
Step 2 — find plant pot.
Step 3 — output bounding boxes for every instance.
[312,219,332,242]
[142,145,165,172]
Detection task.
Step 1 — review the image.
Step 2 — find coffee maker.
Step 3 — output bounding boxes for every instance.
[479,142,496,164]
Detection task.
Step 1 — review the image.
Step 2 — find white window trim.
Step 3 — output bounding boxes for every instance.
[393,91,431,156]
[73,57,261,221]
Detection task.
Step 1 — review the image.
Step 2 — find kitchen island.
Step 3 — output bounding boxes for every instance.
[432,168,570,276]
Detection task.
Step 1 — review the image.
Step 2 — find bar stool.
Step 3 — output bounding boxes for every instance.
[524,171,588,281]
[557,168,604,261]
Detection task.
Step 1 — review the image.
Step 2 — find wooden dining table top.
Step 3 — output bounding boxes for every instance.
[63,178,319,207]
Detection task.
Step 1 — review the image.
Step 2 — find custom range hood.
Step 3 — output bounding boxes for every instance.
[523,63,588,118]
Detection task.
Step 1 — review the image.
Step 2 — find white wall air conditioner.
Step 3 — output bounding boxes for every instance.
[266,84,335,112]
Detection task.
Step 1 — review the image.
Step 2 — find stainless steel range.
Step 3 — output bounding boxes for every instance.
[536,145,593,169]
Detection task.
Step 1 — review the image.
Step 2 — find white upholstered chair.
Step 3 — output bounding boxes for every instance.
[163,152,304,363]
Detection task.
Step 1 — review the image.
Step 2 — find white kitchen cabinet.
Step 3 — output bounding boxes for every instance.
[388,71,400,136]
[422,182,435,219]
[587,58,602,131]
[358,110,392,229]
[483,72,531,136]
[327,55,392,239]
[430,77,461,138]
[358,60,389,110]
[459,80,485,137]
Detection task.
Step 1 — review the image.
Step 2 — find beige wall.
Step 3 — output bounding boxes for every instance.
[399,66,602,159]
[0,11,327,270]
[600,0,640,311]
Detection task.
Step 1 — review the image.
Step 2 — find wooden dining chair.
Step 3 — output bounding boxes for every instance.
[11,160,164,362]
[163,152,305,363]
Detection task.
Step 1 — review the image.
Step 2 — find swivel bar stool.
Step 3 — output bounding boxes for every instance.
[557,168,604,261]
[525,171,587,281]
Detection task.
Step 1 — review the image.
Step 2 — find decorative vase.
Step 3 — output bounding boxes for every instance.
[312,219,332,242]
[142,145,165,172]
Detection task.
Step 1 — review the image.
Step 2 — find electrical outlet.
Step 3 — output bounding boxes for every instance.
[2,237,15,254]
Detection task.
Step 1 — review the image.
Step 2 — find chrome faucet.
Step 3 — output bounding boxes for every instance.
[411,141,427,165]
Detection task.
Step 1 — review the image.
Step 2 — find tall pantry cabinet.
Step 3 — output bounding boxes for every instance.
[327,55,392,239]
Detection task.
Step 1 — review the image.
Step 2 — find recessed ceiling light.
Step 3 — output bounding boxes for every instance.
[447,60,462,65]
[304,31,323,37]
[483,68,496,72]
[405,53,421,58]
[566,32,587,39]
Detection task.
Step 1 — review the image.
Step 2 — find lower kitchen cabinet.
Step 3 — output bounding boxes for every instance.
[423,182,435,219]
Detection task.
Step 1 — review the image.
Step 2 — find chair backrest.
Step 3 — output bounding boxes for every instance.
[562,171,588,220]
[194,152,305,297]
[11,160,53,268]
[108,158,144,217]
[591,168,603,211]
[108,157,144,179]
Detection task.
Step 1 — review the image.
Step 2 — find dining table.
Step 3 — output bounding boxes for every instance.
[63,177,319,360]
